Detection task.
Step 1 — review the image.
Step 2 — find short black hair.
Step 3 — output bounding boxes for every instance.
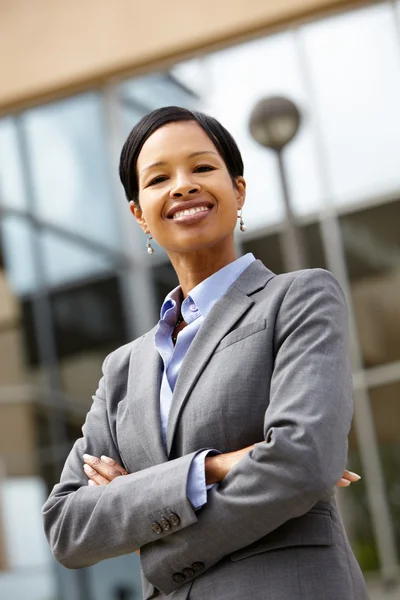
[119,106,244,204]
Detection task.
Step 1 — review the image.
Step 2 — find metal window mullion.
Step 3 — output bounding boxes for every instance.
[102,84,159,338]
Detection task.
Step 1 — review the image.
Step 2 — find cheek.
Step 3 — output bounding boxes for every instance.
[138,195,162,227]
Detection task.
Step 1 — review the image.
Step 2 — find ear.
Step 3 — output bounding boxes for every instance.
[129,201,149,234]
[234,177,246,210]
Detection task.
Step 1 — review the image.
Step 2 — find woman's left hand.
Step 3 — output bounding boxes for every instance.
[337,469,361,487]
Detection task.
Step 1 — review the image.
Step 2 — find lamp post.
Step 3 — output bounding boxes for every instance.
[249,96,307,272]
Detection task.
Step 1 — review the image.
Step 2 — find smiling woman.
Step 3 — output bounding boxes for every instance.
[42,106,369,600]
[119,107,246,274]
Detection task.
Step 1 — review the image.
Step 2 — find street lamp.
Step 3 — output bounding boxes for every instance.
[249,96,307,272]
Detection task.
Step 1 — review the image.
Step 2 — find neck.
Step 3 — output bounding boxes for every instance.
[168,237,238,298]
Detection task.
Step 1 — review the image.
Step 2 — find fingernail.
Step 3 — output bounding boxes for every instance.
[83,454,93,461]
[349,472,361,480]
[101,455,114,465]
[84,464,94,475]
[88,480,96,486]
[340,478,351,486]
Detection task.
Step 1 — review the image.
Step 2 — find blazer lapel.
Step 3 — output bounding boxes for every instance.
[128,328,168,465]
[166,260,275,456]
[165,286,252,455]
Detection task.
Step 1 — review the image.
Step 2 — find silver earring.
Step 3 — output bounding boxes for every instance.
[146,232,154,254]
[238,209,246,232]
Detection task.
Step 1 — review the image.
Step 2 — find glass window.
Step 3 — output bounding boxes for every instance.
[346,422,378,572]
[121,72,198,112]
[242,222,325,274]
[0,118,27,209]
[1,216,115,295]
[40,230,114,289]
[300,4,400,204]
[1,477,51,570]
[0,478,56,599]
[21,93,120,250]
[152,261,179,309]
[21,276,127,366]
[0,215,38,296]
[121,72,199,139]
[242,232,285,275]
[370,381,400,557]
[340,199,400,367]
[301,222,326,270]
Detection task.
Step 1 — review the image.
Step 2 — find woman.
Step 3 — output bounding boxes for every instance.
[43,106,369,599]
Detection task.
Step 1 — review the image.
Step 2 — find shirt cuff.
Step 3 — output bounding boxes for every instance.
[186,449,220,510]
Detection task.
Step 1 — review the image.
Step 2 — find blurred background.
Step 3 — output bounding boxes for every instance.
[0,0,399,598]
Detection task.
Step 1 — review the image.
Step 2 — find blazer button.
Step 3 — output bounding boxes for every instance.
[169,512,180,526]
[160,517,171,531]
[172,572,186,583]
[192,562,205,572]
[151,521,162,535]
[182,567,195,578]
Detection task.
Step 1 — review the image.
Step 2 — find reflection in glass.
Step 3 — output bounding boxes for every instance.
[22,93,120,249]
[300,4,400,203]
[340,200,400,367]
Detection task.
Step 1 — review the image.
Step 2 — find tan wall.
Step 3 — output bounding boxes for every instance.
[0,0,370,112]
[0,403,36,476]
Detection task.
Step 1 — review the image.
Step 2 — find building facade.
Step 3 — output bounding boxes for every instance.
[0,1,400,598]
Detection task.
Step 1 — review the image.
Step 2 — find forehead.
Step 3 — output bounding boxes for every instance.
[137,121,219,171]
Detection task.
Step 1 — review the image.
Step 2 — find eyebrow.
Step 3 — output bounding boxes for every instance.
[139,151,218,176]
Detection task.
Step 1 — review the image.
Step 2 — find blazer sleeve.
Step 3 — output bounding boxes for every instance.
[140,269,354,595]
[42,354,201,569]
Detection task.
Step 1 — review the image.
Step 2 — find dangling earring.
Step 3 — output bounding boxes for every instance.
[238,209,246,232]
[145,232,154,254]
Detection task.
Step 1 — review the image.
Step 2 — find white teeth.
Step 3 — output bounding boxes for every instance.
[173,206,210,219]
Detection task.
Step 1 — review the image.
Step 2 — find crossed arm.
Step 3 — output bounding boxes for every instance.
[82,448,360,559]
[43,269,357,593]
[83,450,360,489]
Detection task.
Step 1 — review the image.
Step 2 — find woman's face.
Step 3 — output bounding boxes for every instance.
[131,121,246,255]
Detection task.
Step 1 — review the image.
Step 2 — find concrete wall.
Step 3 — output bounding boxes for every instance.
[0,0,370,112]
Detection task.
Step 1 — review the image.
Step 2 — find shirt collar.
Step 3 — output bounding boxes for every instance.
[160,286,182,322]
[159,253,255,323]
[187,253,255,318]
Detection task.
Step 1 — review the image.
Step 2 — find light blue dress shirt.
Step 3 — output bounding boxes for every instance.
[154,253,255,509]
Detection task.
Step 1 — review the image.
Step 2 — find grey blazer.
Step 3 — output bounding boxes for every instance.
[43,261,370,600]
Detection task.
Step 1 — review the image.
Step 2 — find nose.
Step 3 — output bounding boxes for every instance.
[170,175,201,198]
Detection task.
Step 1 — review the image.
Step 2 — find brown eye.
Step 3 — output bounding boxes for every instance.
[148,175,168,186]
[194,165,215,173]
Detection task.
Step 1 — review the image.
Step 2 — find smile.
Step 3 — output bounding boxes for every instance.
[172,205,212,221]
